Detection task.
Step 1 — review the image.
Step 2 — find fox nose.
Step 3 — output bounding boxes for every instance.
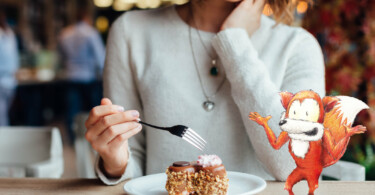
[279,120,287,126]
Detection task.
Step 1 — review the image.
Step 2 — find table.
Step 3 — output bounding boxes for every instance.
[0,178,375,195]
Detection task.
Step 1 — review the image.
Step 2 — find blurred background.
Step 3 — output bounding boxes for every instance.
[0,0,374,179]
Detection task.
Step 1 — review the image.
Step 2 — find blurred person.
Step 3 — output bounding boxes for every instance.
[0,9,19,126]
[58,8,105,143]
[84,0,325,185]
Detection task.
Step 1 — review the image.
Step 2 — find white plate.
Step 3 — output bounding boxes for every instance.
[124,171,266,195]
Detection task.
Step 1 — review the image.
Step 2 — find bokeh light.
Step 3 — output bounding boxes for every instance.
[135,0,162,9]
[113,0,134,11]
[172,0,189,5]
[297,1,308,14]
[95,16,109,32]
[93,0,114,8]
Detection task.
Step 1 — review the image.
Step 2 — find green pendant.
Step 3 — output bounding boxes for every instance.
[210,66,219,76]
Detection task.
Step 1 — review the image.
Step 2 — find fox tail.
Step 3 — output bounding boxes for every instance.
[322,96,369,167]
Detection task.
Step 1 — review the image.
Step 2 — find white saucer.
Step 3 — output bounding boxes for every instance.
[124,171,266,195]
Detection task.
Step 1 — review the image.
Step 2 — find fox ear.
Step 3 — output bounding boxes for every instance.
[322,96,339,113]
[279,92,294,109]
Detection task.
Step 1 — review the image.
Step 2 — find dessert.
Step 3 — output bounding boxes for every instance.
[165,161,195,195]
[165,155,229,195]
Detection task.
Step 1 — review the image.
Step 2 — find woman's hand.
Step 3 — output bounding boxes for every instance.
[85,98,142,177]
[221,0,265,36]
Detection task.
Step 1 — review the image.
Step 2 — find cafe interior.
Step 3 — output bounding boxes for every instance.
[0,0,375,194]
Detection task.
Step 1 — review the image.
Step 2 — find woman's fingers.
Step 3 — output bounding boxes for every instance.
[237,0,264,12]
[108,125,143,148]
[98,122,141,144]
[254,0,266,9]
[221,0,265,35]
[254,0,266,14]
[232,0,251,13]
[86,110,140,139]
[101,98,112,105]
[241,0,254,8]
[91,123,142,154]
[240,0,264,13]
[85,104,125,127]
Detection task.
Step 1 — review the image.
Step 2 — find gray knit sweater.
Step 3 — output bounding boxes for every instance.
[96,5,325,185]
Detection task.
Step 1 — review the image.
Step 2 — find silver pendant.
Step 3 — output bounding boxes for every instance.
[203,101,215,111]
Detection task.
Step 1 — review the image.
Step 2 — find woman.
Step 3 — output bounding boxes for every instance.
[85,0,324,185]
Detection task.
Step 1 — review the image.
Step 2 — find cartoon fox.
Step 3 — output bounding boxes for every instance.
[249,90,369,195]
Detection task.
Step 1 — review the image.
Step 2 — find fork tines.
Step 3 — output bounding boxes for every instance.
[182,128,207,151]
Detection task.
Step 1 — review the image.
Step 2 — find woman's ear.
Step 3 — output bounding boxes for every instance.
[279,91,294,110]
[322,96,339,113]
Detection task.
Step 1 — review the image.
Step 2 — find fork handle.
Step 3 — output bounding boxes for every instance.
[138,121,170,131]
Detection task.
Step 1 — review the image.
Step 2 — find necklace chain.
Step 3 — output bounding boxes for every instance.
[188,9,226,101]
[190,8,216,60]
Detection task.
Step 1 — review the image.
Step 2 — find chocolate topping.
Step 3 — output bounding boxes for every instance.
[172,161,190,167]
[169,161,195,173]
[168,165,196,173]
[197,164,227,177]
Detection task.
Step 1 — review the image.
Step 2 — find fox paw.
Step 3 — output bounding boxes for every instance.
[284,187,294,195]
[345,125,366,136]
[249,112,271,126]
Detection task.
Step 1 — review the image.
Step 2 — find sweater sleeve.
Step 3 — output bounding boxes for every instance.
[96,13,146,185]
[212,28,325,181]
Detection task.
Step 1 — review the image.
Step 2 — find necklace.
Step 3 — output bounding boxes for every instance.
[188,21,226,112]
[190,6,219,77]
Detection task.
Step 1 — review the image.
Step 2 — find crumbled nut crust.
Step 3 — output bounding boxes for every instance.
[165,169,229,195]
[165,169,194,195]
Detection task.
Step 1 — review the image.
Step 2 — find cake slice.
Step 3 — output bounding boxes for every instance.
[194,155,229,195]
[165,161,195,195]
[165,155,229,195]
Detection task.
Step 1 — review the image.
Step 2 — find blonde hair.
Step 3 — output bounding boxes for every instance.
[267,0,313,25]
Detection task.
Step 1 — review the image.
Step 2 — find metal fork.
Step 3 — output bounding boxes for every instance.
[137,119,207,151]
